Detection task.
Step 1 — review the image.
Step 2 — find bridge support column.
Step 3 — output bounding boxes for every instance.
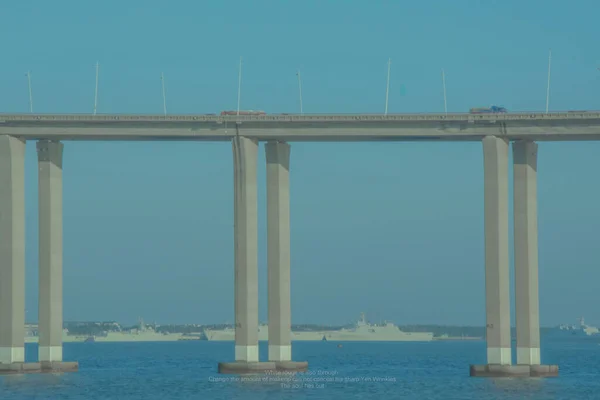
[219,136,264,374]
[471,136,515,377]
[513,140,557,376]
[232,136,259,363]
[483,135,512,365]
[471,137,557,378]
[265,141,307,372]
[0,136,26,369]
[36,140,78,373]
[218,137,307,374]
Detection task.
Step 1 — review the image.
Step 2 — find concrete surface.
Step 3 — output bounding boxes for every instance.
[36,140,65,362]
[218,362,276,374]
[470,364,558,378]
[2,112,600,141]
[0,135,26,364]
[218,361,308,374]
[482,136,511,365]
[513,140,541,365]
[232,137,259,362]
[0,361,78,375]
[265,141,292,362]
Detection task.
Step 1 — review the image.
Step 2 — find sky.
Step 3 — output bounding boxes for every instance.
[1,0,600,327]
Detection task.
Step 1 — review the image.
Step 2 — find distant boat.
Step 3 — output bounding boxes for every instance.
[547,317,600,338]
[203,324,325,341]
[90,318,190,342]
[322,313,434,342]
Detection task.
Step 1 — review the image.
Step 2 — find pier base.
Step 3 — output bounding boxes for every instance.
[275,361,308,372]
[470,364,558,378]
[0,361,78,375]
[218,361,308,374]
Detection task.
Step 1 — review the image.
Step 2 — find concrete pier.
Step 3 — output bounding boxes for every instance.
[218,138,307,374]
[0,137,78,375]
[471,136,514,377]
[0,135,26,366]
[470,364,558,378]
[227,136,260,369]
[471,137,557,378]
[512,140,557,376]
[266,141,292,362]
[481,135,512,366]
[36,140,65,363]
[513,140,540,365]
[264,142,306,372]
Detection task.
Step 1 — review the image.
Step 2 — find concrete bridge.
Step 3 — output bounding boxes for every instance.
[3,111,597,376]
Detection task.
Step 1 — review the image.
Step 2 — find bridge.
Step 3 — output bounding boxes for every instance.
[1,111,600,141]
[2,111,594,376]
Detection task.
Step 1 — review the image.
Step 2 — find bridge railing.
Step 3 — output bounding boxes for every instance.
[1,111,600,123]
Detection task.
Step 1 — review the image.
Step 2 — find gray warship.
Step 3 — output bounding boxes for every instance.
[322,313,434,342]
[203,324,325,341]
[549,317,600,338]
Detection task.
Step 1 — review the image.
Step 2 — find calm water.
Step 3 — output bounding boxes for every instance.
[1,339,599,399]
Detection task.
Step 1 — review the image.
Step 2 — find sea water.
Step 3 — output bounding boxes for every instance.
[1,339,599,399]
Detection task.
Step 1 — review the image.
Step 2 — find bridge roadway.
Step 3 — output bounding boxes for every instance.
[1,111,577,377]
[1,111,600,141]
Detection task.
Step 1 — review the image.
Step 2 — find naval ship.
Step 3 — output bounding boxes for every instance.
[90,318,198,342]
[26,319,200,343]
[549,317,600,338]
[25,325,90,343]
[203,324,325,341]
[322,313,434,342]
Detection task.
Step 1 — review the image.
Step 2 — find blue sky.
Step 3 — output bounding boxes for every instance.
[1,0,599,327]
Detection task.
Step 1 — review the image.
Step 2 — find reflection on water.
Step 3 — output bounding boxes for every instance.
[1,372,71,391]
[1,375,27,386]
[486,377,547,396]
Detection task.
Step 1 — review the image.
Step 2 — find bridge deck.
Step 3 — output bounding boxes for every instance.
[1,112,600,141]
